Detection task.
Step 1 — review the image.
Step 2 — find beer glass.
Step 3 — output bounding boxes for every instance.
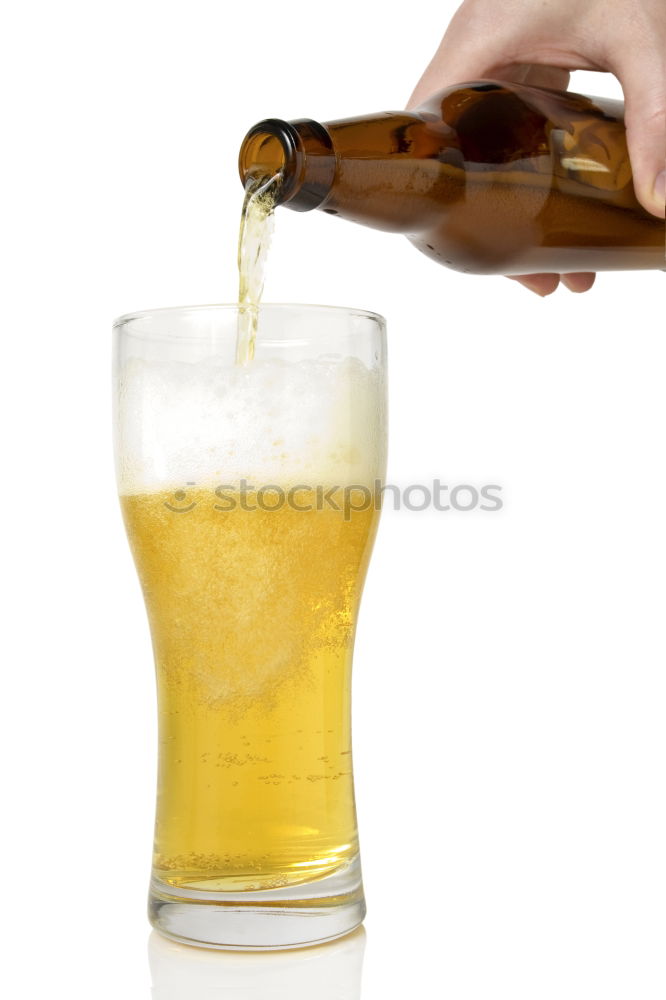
[113,304,387,950]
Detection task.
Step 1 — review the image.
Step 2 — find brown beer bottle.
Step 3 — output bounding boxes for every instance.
[239,81,665,274]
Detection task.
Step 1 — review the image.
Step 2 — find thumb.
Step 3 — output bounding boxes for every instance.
[617,59,666,219]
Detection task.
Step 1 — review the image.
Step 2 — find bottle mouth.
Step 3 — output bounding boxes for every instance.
[238,120,302,204]
[238,119,336,212]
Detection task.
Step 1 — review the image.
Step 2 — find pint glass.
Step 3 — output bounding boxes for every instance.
[113,304,387,950]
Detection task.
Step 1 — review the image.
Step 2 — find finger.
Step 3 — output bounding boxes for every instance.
[519,64,570,92]
[407,41,475,109]
[560,272,597,293]
[509,274,561,296]
[406,3,592,109]
[613,51,666,218]
[409,57,568,109]
[406,4,515,108]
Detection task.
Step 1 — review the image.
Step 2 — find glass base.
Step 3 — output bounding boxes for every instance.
[148,856,366,951]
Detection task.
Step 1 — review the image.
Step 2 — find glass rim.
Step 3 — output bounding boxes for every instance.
[112,302,386,331]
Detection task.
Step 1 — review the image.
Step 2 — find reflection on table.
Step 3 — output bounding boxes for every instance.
[148,926,366,999]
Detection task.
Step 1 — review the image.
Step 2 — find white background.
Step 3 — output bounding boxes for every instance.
[2,1,664,997]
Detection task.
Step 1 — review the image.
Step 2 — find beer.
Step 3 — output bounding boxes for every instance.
[114,312,387,947]
[236,173,280,365]
[238,81,665,274]
[121,486,379,891]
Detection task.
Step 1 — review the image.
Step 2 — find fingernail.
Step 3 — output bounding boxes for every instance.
[655,170,666,208]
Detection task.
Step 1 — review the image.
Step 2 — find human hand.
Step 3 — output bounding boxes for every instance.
[408,0,666,295]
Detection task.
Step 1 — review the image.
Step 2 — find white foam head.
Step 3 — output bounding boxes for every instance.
[115,355,386,494]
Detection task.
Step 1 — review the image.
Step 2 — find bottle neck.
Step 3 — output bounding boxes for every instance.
[239,111,455,233]
[238,118,336,212]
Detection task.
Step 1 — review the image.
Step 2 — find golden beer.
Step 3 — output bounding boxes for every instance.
[121,486,379,892]
[115,304,386,948]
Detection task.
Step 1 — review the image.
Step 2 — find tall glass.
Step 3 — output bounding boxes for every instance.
[113,304,387,950]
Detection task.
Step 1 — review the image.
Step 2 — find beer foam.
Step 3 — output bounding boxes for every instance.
[116,355,386,493]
